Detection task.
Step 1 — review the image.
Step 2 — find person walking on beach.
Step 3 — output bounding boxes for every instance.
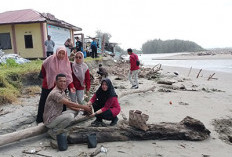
[36,46,73,123]
[87,78,120,126]
[44,35,55,57]
[127,48,140,89]
[69,51,91,104]
[43,74,92,137]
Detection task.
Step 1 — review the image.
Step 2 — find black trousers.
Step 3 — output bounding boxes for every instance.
[92,102,114,121]
[46,51,53,57]
[36,88,52,123]
[91,47,97,58]
[36,88,67,123]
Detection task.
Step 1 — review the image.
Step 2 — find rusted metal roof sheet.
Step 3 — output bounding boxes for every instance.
[0,9,45,24]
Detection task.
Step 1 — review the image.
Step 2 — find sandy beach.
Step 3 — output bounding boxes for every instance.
[0,54,232,157]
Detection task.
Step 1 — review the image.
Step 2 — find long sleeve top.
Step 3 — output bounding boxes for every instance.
[40,65,73,89]
[130,53,140,71]
[69,69,91,91]
[90,94,121,117]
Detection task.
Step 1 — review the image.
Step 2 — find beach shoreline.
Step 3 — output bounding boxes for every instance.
[152,52,232,60]
[0,55,232,157]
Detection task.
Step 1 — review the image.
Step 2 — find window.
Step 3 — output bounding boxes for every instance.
[24,35,33,48]
[0,33,12,50]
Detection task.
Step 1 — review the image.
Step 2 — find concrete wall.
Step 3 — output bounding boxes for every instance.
[0,25,14,53]
[1,22,77,58]
[15,23,43,58]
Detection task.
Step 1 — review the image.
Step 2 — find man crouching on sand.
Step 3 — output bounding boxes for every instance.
[43,73,92,138]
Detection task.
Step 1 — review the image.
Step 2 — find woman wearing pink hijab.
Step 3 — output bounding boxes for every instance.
[36,46,73,123]
[69,51,91,105]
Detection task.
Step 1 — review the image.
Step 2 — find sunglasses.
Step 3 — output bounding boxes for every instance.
[75,56,82,59]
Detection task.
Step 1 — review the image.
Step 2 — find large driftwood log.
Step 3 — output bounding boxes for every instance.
[0,123,47,147]
[0,116,93,147]
[68,116,210,144]
[118,85,156,98]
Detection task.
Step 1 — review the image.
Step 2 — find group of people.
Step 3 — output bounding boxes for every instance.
[41,35,139,138]
[44,35,99,59]
[37,45,123,137]
[44,35,83,58]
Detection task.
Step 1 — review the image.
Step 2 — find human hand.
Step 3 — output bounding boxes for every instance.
[85,91,90,97]
[87,101,92,106]
[82,105,92,114]
[70,87,76,93]
[89,113,96,117]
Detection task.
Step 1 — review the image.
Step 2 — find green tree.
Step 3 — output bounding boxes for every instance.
[142,39,204,54]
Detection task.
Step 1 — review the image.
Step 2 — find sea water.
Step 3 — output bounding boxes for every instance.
[138,53,232,73]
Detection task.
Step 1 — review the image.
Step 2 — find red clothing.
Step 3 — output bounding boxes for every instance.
[90,94,121,117]
[41,65,74,89]
[69,68,91,91]
[130,53,139,71]
[41,65,53,89]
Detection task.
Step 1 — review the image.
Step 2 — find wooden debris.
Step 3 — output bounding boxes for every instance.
[0,123,47,147]
[118,85,156,98]
[68,116,210,144]
[207,73,215,81]
[22,147,43,155]
[129,110,149,131]
[0,115,93,147]
[196,69,202,78]
[90,145,107,157]
[187,67,192,77]
[157,80,173,85]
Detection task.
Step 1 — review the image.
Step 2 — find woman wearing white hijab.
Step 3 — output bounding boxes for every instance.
[69,51,91,104]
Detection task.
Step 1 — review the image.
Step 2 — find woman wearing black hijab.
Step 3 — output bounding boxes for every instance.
[87,78,121,126]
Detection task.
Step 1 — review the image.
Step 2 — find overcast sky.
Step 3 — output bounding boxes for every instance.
[1,0,232,50]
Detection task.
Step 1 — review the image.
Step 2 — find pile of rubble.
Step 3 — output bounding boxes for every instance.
[0,49,30,64]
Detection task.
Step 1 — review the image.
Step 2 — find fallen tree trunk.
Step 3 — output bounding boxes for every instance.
[68,116,210,144]
[0,116,93,147]
[118,85,156,98]
[0,123,47,147]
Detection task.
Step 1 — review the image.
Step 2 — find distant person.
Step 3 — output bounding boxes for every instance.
[88,78,120,127]
[97,64,108,78]
[43,73,92,137]
[75,37,83,52]
[64,38,73,56]
[127,48,140,89]
[69,51,91,104]
[91,38,98,58]
[36,46,73,123]
[44,35,55,57]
